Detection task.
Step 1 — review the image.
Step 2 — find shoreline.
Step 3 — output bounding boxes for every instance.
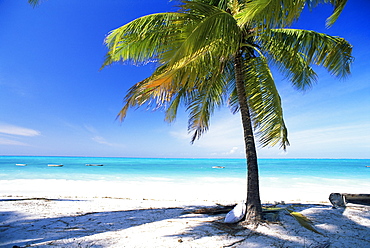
[1,177,368,204]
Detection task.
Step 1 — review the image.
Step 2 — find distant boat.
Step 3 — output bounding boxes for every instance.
[366,166,370,168]
[86,164,104,166]
[48,164,63,167]
[212,166,225,169]
[16,164,27,166]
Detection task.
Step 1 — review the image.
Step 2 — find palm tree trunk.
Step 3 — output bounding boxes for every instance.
[234,51,262,223]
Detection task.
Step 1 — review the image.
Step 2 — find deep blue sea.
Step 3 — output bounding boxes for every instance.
[1,156,369,182]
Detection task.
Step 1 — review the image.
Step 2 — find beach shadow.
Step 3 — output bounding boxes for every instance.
[0,205,184,247]
[164,203,370,247]
[161,204,323,247]
[1,203,370,247]
[308,204,370,246]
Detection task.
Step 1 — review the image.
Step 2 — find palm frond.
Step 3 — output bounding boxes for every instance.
[102,12,188,68]
[186,73,228,143]
[28,0,40,7]
[187,0,229,11]
[164,88,187,123]
[236,0,306,29]
[116,63,177,121]
[259,30,317,90]
[306,0,348,27]
[236,0,347,29]
[167,1,240,68]
[262,29,352,83]
[243,56,289,150]
[287,209,323,235]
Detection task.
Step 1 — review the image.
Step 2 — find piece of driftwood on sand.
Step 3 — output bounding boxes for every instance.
[329,193,370,207]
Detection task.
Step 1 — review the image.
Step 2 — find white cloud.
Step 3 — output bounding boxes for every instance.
[290,123,370,146]
[0,137,28,146]
[192,115,244,149]
[84,124,98,134]
[84,124,115,147]
[228,146,239,154]
[168,110,370,158]
[0,123,40,136]
[92,136,114,146]
[169,113,245,157]
[169,129,191,140]
[217,146,243,157]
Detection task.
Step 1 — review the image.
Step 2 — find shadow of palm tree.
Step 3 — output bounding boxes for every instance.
[304,204,370,247]
[164,203,370,247]
[1,202,369,247]
[0,202,299,247]
[0,206,184,247]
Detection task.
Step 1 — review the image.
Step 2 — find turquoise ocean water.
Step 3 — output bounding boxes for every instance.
[1,156,369,182]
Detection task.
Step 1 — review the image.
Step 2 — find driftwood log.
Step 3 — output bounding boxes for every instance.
[329,193,370,208]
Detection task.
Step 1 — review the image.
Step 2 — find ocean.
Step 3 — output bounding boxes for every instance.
[1,156,369,201]
[0,156,369,181]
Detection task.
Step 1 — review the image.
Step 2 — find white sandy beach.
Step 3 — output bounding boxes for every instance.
[1,179,370,247]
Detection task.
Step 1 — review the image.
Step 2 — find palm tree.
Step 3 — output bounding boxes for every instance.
[102,0,352,223]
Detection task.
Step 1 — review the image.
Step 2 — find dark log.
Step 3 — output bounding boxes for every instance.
[329,193,370,207]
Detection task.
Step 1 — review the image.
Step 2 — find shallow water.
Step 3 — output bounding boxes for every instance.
[1,156,369,202]
[1,156,369,180]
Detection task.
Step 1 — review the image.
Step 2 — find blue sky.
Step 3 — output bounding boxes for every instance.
[0,0,369,159]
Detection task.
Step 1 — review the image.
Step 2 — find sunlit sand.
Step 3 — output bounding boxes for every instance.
[1,179,369,247]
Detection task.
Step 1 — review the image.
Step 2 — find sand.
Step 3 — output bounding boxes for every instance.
[1,179,370,247]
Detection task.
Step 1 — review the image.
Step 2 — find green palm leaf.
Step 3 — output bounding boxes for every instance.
[262,29,352,88]
[235,0,348,29]
[306,0,348,27]
[236,0,306,29]
[244,57,289,150]
[102,12,187,67]
[186,71,228,143]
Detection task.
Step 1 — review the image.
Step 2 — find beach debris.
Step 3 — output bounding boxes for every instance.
[224,202,246,223]
[262,207,283,222]
[329,193,346,208]
[186,204,282,223]
[286,209,323,235]
[223,203,284,224]
[0,197,54,201]
[329,193,370,208]
[183,204,236,215]
[345,194,370,205]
